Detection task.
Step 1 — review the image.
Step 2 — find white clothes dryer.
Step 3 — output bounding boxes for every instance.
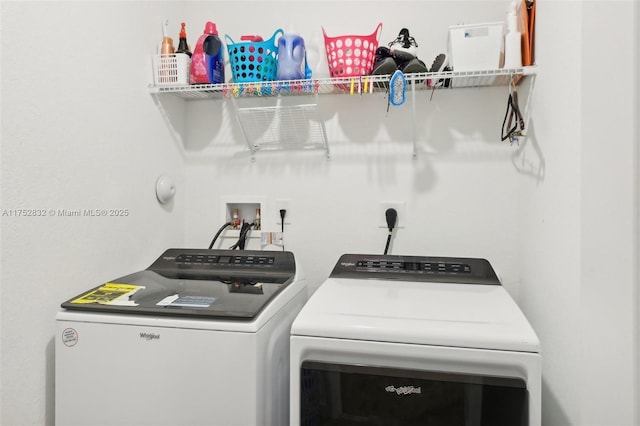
[56,248,307,426]
[290,254,540,426]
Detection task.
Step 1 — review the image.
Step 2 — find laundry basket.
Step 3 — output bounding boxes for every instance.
[322,23,382,78]
[226,29,283,83]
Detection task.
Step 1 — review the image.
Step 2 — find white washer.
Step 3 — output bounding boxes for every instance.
[290,254,541,426]
[56,248,307,426]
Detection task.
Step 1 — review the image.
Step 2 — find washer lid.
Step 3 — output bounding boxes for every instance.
[292,276,540,353]
[60,249,297,321]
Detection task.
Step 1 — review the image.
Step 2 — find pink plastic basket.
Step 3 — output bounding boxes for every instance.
[322,23,382,78]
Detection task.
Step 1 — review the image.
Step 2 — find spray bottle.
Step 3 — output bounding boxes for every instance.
[503,1,522,68]
[157,19,176,84]
[160,19,175,55]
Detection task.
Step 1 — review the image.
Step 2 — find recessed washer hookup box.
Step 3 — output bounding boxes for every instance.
[448,22,505,71]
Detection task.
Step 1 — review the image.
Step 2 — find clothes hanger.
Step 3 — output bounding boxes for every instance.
[501,76,525,143]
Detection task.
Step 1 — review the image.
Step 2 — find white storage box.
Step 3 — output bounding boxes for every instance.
[448,22,504,71]
[152,53,190,86]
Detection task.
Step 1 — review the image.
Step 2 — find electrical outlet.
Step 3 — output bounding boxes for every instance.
[275,199,292,227]
[378,202,405,228]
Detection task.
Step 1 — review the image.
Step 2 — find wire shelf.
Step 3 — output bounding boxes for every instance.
[148,66,537,99]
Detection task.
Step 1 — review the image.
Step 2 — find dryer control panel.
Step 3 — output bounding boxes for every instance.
[329,254,500,285]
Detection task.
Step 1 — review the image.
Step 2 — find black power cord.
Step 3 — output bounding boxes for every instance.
[208,222,232,249]
[279,209,287,233]
[230,221,254,250]
[383,208,398,255]
[209,217,262,251]
[279,209,287,251]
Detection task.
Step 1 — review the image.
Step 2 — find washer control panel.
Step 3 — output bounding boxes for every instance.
[175,253,276,266]
[148,248,295,282]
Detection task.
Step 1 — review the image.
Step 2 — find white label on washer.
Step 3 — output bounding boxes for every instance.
[62,328,78,347]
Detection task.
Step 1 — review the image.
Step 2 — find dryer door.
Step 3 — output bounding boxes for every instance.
[300,361,528,426]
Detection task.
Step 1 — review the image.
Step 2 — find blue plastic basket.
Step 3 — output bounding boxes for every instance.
[226,29,283,83]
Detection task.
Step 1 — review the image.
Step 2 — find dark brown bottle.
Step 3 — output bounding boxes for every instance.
[176,22,192,57]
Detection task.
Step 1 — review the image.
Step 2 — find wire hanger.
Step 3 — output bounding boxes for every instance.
[501,76,525,143]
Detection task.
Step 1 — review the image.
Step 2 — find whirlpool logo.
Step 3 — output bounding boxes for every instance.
[385,385,422,395]
[139,332,160,341]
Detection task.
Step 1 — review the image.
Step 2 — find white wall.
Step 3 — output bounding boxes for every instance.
[0,1,637,426]
[518,1,639,425]
[637,2,640,422]
[579,2,637,423]
[1,2,186,425]
[181,0,523,294]
[518,2,582,423]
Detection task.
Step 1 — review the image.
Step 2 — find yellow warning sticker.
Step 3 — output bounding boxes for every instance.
[70,283,142,305]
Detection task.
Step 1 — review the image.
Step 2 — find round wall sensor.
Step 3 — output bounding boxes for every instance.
[156,175,176,204]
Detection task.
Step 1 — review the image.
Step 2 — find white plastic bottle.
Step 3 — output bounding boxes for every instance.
[306,30,330,79]
[503,1,522,68]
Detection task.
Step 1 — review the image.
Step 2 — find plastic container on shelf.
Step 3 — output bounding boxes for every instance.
[161,36,174,55]
[152,19,189,86]
[322,23,382,78]
[176,22,192,57]
[447,22,505,71]
[190,21,225,84]
[503,1,522,68]
[152,54,190,85]
[306,30,330,79]
[160,19,175,55]
[226,29,283,83]
[276,26,311,80]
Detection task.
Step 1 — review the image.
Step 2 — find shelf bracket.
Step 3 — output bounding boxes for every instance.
[411,77,418,159]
